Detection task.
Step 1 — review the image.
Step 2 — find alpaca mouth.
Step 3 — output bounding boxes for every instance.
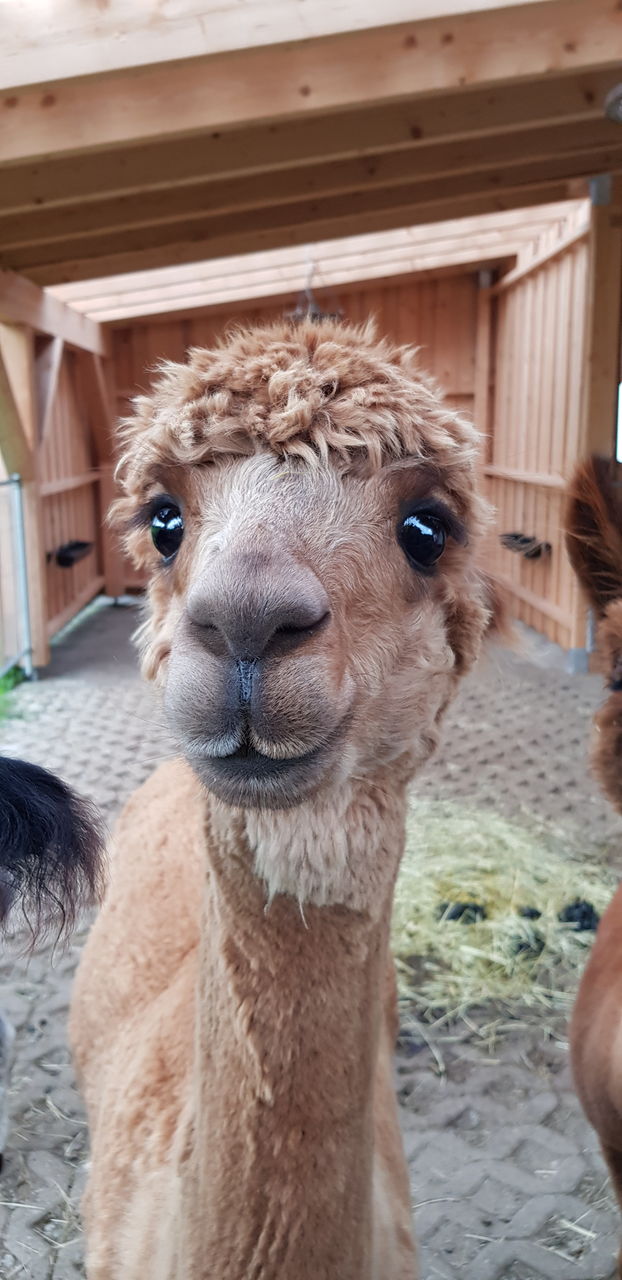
[185,719,350,809]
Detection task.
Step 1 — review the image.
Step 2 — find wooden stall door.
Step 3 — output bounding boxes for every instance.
[38,341,106,638]
[482,207,591,651]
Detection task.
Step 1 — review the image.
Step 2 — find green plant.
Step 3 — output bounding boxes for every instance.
[0,665,25,723]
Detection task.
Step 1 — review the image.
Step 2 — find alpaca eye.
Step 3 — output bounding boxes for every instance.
[398,510,447,572]
[151,500,184,561]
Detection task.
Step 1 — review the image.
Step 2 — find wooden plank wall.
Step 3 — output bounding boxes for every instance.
[38,342,105,637]
[111,273,479,589]
[482,208,590,649]
[112,275,478,410]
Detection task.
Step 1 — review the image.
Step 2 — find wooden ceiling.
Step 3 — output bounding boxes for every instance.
[0,0,621,285]
[49,202,588,323]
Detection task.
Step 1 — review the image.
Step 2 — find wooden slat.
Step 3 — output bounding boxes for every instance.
[495,575,568,627]
[2,2,620,167]
[484,465,565,488]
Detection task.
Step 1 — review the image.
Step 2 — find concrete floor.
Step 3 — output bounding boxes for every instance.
[0,600,621,1279]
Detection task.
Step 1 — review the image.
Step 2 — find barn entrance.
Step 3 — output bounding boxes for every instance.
[1,2,622,667]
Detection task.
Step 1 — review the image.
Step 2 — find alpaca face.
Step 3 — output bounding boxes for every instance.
[117,321,493,809]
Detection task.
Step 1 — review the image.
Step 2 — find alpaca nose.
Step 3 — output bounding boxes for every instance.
[186,559,331,661]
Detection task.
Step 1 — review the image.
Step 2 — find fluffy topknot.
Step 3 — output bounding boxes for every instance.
[114,318,480,515]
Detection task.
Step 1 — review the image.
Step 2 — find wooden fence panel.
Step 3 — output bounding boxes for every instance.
[37,343,105,637]
[483,215,590,649]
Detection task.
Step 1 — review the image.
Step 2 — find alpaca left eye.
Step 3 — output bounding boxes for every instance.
[151,501,184,561]
[398,510,447,572]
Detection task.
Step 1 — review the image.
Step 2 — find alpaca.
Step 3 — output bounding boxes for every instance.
[565,456,622,1275]
[70,318,500,1280]
[0,756,104,1167]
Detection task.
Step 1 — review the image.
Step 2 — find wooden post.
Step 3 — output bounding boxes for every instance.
[0,322,50,666]
[581,175,622,457]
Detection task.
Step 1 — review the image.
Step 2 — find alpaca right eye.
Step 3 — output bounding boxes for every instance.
[151,501,184,561]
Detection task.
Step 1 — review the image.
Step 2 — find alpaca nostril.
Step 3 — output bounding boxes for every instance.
[265,607,331,657]
[274,610,331,639]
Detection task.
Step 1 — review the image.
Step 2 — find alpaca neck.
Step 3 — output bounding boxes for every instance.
[177,776,408,1280]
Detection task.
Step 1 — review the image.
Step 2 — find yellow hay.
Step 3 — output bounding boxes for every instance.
[391,800,617,1018]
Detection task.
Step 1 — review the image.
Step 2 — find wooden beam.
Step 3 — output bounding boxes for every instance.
[25,180,585,285]
[0,68,617,217]
[0,1,554,89]
[491,218,590,291]
[0,340,32,477]
[9,149,608,285]
[0,322,39,451]
[6,146,611,280]
[0,269,108,355]
[0,118,614,252]
[580,175,622,456]
[1,2,620,167]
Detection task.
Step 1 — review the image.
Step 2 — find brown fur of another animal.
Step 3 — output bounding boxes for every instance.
[70,318,500,1280]
[566,456,622,1275]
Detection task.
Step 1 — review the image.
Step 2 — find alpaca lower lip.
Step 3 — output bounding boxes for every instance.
[206,742,323,780]
[185,718,351,808]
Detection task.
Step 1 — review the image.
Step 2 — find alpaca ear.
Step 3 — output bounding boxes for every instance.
[565,456,622,616]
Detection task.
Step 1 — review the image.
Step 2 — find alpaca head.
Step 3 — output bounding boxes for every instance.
[116,320,496,810]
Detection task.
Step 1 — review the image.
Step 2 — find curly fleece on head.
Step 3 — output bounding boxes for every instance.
[114,317,481,505]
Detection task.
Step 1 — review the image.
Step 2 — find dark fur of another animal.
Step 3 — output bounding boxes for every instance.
[565,455,622,615]
[0,758,105,944]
